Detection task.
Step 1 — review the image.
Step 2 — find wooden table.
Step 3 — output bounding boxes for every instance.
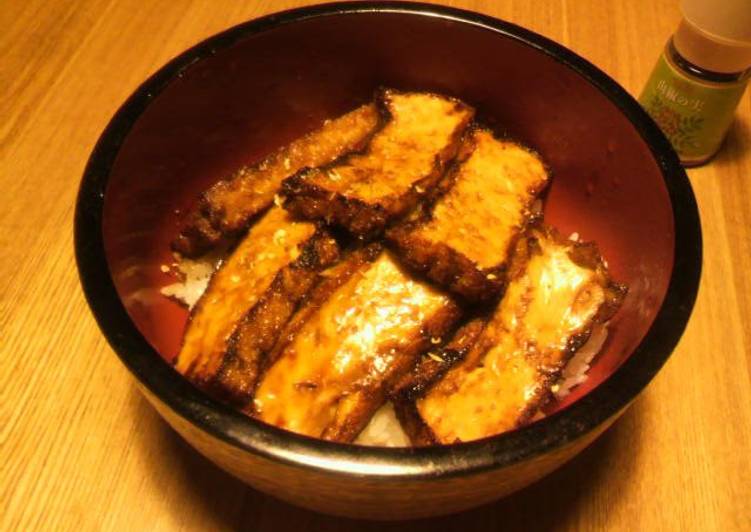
[2,1,749,530]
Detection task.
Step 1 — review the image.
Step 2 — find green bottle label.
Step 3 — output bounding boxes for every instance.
[639,53,748,164]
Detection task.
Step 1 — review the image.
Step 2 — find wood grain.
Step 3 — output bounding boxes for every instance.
[1,1,749,530]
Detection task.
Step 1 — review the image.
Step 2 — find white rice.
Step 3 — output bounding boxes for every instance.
[355,403,411,447]
[160,255,217,309]
[554,323,608,399]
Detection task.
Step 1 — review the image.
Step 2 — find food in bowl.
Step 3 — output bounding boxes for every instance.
[172,103,381,257]
[396,226,625,444]
[280,90,473,238]
[162,88,626,446]
[78,2,701,517]
[386,127,550,301]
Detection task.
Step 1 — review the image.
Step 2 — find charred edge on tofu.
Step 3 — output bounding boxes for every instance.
[392,399,439,446]
[172,103,382,257]
[390,318,486,446]
[281,176,393,239]
[280,88,475,239]
[386,226,509,302]
[390,318,486,401]
[205,231,341,407]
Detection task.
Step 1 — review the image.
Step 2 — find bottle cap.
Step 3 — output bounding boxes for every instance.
[675,0,751,74]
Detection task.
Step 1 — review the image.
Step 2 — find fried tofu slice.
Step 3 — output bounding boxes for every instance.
[409,226,626,444]
[206,232,339,406]
[252,249,462,442]
[281,90,474,238]
[388,128,549,302]
[173,103,380,257]
[174,207,339,389]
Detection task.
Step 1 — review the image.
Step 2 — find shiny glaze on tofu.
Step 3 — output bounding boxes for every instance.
[207,232,340,407]
[415,227,626,444]
[174,207,319,385]
[253,251,461,442]
[173,103,380,257]
[281,90,474,237]
[388,128,549,302]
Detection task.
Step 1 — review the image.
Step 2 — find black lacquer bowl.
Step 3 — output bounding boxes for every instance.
[75,2,701,519]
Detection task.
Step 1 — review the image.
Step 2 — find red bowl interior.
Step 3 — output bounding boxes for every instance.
[102,11,674,414]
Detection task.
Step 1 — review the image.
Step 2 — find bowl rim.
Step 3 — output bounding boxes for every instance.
[75,0,702,480]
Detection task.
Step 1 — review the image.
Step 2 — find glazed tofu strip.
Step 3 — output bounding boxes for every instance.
[174,206,339,389]
[281,90,474,238]
[208,231,340,406]
[388,128,549,302]
[173,103,380,257]
[252,248,462,442]
[410,227,626,444]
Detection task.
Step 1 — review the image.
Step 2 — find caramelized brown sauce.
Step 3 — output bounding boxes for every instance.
[305,92,473,201]
[175,207,315,380]
[419,130,548,269]
[254,252,455,438]
[418,231,611,443]
[208,104,380,228]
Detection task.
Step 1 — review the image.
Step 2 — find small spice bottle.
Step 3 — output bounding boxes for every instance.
[639,0,751,166]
